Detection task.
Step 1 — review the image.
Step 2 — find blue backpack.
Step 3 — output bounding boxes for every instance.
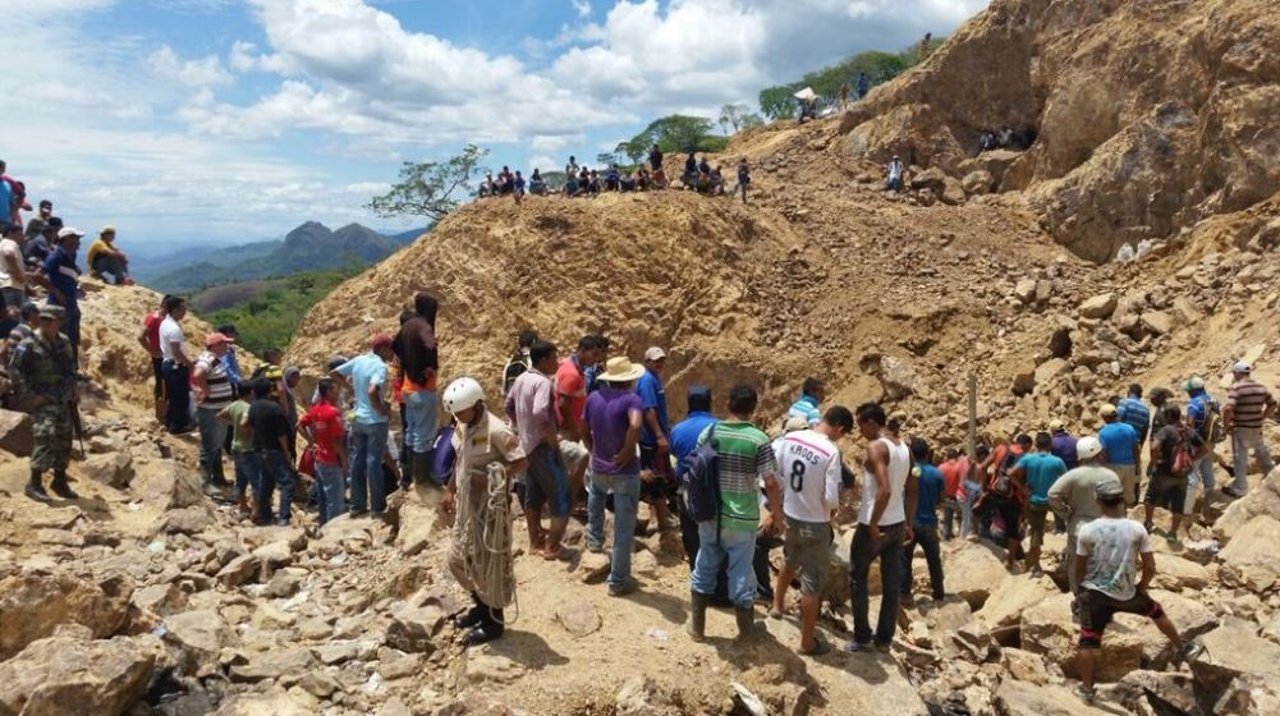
[680,425,722,524]
[427,425,457,486]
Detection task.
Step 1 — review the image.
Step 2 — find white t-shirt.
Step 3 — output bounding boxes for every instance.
[858,436,910,526]
[159,316,186,362]
[1076,516,1151,601]
[0,238,25,290]
[774,429,843,523]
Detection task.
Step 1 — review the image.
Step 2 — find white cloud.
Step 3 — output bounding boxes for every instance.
[148,45,234,87]
[572,0,592,19]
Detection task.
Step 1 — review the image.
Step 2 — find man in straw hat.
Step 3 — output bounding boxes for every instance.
[582,355,646,596]
[441,376,527,646]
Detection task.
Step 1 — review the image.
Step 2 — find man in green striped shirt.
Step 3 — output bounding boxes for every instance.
[687,384,783,643]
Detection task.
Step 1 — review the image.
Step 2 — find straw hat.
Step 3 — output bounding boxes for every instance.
[598,356,645,383]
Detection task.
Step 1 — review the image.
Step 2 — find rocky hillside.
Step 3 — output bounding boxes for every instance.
[840,0,1280,262]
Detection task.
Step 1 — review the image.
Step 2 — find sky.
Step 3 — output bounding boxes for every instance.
[2,0,988,248]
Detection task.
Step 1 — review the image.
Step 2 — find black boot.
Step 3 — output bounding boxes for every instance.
[687,591,710,642]
[50,470,79,499]
[466,605,505,645]
[25,471,52,503]
[735,606,765,642]
[455,594,486,630]
[411,452,431,486]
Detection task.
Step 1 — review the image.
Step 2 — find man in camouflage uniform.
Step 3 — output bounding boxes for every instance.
[11,303,78,502]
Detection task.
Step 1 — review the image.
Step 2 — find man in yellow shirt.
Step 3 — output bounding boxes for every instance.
[87,225,132,285]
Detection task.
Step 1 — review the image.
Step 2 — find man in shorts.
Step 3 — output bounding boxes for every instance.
[1143,404,1202,539]
[506,340,571,559]
[1074,479,1201,703]
[1009,431,1068,575]
[769,406,852,655]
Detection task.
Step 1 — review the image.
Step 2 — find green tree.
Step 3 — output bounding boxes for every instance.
[596,152,618,168]
[625,115,722,155]
[757,46,923,121]
[718,103,752,134]
[367,144,489,222]
[740,113,765,129]
[616,139,648,166]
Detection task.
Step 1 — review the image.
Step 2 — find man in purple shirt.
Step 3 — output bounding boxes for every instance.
[505,341,570,560]
[582,356,646,596]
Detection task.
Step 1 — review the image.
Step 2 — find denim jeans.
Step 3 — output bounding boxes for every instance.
[850,521,906,645]
[351,420,390,513]
[195,406,227,479]
[901,524,945,600]
[314,461,346,525]
[586,471,640,589]
[941,498,961,540]
[691,523,758,608]
[960,480,981,537]
[258,449,295,523]
[162,361,191,433]
[403,390,437,455]
[1184,453,1216,514]
[232,451,261,500]
[1232,427,1274,494]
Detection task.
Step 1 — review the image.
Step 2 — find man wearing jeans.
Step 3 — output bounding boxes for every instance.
[847,402,915,653]
[506,341,571,559]
[1224,362,1275,497]
[582,356,646,596]
[249,378,295,525]
[158,296,195,434]
[300,379,348,524]
[901,438,945,602]
[686,384,783,643]
[1183,377,1219,518]
[394,293,439,484]
[331,335,394,517]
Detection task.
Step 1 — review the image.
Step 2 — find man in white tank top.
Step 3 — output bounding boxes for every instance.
[847,402,917,652]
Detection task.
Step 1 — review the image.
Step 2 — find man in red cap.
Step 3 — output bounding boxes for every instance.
[330,334,396,517]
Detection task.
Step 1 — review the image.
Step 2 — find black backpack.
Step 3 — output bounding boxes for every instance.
[680,426,722,525]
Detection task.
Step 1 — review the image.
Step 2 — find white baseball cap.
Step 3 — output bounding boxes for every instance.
[1233,361,1252,374]
[1076,436,1104,461]
[57,227,85,239]
[644,346,667,361]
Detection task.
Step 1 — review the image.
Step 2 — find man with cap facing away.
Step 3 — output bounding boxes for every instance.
[1097,403,1141,506]
[1223,361,1276,497]
[637,346,676,530]
[43,227,83,367]
[1048,437,1119,600]
[10,303,78,503]
[330,334,396,517]
[86,226,132,285]
[1072,478,1201,703]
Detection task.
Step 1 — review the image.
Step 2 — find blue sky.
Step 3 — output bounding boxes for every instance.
[3,0,987,248]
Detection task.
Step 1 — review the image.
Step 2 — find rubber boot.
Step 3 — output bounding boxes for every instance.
[412,452,431,486]
[686,591,709,642]
[50,470,79,499]
[735,606,765,642]
[25,471,52,503]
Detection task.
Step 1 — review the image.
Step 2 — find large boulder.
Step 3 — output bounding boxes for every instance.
[1215,467,1280,540]
[944,542,1009,610]
[1191,619,1280,697]
[385,604,445,654]
[0,409,33,457]
[1216,515,1280,592]
[163,609,235,675]
[993,680,1111,716]
[79,452,135,489]
[0,634,156,716]
[974,574,1057,633]
[1078,293,1118,319]
[1020,592,1144,681]
[0,572,133,659]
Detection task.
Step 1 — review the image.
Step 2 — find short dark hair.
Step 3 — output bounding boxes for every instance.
[1099,494,1125,508]
[578,335,600,351]
[802,377,824,397]
[237,382,253,398]
[316,379,335,400]
[530,340,557,365]
[855,402,886,427]
[518,329,538,349]
[1035,431,1053,451]
[823,406,854,433]
[216,323,237,336]
[687,386,712,413]
[414,292,439,326]
[162,295,185,313]
[1128,383,1143,397]
[1163,404,1182,423]
[975,443,991,458]
[251,378,272,399]
[263,348,283,363]
[399,309,414,325]
[910,437,930,461]
[727,384,758,415]
[1016,433,1033,447]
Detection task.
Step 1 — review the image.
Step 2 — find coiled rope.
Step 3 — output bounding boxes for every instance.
[459,461,518,625]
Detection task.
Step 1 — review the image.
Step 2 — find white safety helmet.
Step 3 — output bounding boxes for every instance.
[442,377,485,416]
[1076,436,1104,461]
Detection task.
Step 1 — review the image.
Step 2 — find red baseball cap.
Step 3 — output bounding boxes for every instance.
[371,334,394,351]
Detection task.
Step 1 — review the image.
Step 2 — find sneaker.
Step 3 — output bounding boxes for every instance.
[1073,685,1096,704]
[50,481,79,500]
[844,640,874,653]
[25,483,53,503]
[585,542,605,554]
[1179,639,1204,664]
[608,579,638,597]
[349,508,369,518]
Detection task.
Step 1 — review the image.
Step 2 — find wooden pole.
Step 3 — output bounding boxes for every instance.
[967,372,977,459]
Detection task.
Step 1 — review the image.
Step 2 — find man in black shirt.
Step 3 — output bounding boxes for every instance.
[1143,404,1202,539]
[249,378,295,525]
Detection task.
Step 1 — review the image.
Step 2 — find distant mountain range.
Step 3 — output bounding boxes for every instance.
[136,222,428,295]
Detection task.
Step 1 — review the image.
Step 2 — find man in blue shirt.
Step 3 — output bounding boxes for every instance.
[1010,432,1068,575]
[788,377,825,428]
[43,228,83,366]
[669,385,718,571]
[1116,384,1152,444]
[1097,404,1141,507]
[637,346,673,529]
[901,438,945,601]
[1183,376,1219,520]
[330,335,394,517]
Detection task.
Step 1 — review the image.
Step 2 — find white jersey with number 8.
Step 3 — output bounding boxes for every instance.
[773,429,844,523]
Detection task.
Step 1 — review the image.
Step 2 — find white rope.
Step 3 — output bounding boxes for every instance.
[468,461,518,625]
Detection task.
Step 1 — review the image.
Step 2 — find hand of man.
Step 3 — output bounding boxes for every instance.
[904,525,914,543]
[869,524,883,543]
[761,511,779,537]
[441,491,456,514]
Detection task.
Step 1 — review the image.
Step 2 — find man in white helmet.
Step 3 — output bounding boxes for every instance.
[1048,436,1121,599]
[441,377,528,646]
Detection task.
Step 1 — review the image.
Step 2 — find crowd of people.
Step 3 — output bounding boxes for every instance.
[474,149,754,205]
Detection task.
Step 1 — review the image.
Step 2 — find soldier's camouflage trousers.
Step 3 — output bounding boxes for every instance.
[31,404,73,473]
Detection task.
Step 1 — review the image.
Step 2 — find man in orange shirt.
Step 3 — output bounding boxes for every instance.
[938,449,964,540]
[394,293,440,484]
